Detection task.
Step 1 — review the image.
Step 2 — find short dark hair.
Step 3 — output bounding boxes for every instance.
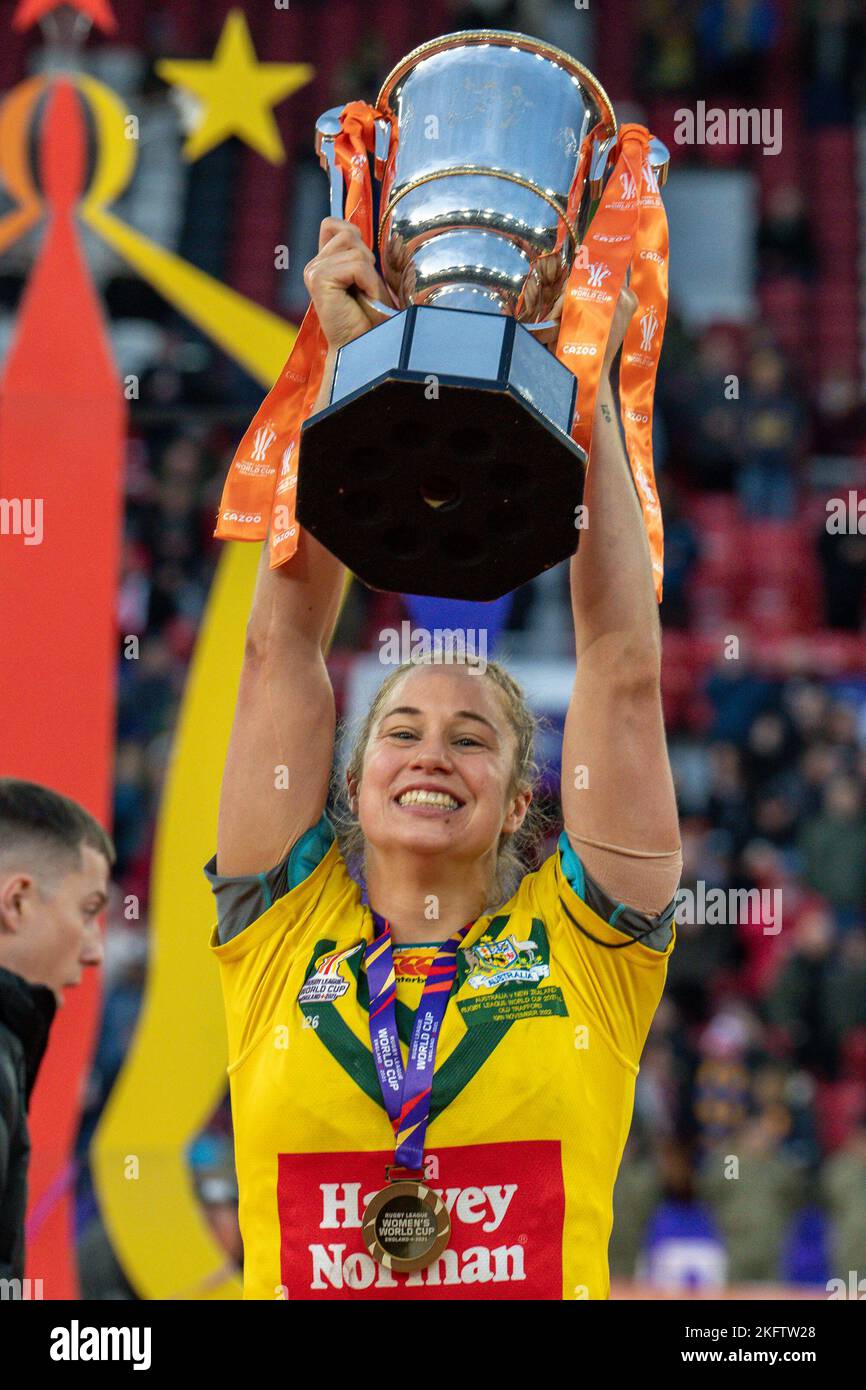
[0,779,115,882]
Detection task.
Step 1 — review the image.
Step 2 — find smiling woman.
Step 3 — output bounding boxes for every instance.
[207,215,682,1302]
[331,661,548,924]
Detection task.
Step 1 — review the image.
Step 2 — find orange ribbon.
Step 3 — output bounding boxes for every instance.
[556,123,669,601]
[213,101,389,569]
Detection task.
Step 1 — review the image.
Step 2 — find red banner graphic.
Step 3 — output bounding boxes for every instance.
[277,1140,564,1300]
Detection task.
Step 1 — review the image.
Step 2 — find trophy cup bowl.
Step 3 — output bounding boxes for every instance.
[297,30,668,601]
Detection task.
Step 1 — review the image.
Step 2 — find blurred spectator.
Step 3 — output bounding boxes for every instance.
[705,650,777,744]
[667,821,738,1019]
[749,790,799,848]
[636,997,694,1137]
[796,775,866,920]
[816,1031,866,1153]
[796,741,847,815]
[638,0,700,97]
[813,369,866,456]
[681,328,743,493]
[783,679,833,746]
[610,1131,663,1277]
[821,1125,866,1278]
[736,349,803,520]
[756,185,816,283]
[658,480,700,629]
[767,905,841,1075]
[112,742,150,874]
[735,838,796,995]
[817,525,866,631]
[697,0,778,97]
[698,1106,807,1281]
[117,635,179,743]
[190,1133,243,1275]
[693,1010,754,1147]
[638,1140,727,1291]
[117,540,151,637]
[741,709,799,793]
[782,1204,831,1284]
[824,935,866,1057]
[800,0,866,126]
[705,742,751,850]
[825,699,860,755]
[199,1172,243,1273]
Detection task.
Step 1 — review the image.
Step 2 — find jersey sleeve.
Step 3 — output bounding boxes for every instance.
[204,814,360,1066]
[558,832,676,952]
[203,813,336,944]
[520,838,677,1074]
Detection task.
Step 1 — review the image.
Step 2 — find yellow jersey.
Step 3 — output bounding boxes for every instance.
[208,822,674,1300]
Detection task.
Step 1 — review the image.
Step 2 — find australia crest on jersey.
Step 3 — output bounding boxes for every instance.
[463,931,550,991]
[298,942,364,1004]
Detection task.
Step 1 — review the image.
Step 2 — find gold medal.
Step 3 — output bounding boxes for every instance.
[361,1180,451,1273]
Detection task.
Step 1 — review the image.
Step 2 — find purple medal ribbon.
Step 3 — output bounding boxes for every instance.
[364,910,471,1171]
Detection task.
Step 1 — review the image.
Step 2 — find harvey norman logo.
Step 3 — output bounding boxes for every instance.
[311,1180,520,1290]
[277,1142,563,1298]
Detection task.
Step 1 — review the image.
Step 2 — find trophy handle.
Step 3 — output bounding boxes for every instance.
[588,134,671,199]
[649,137,671,184]
[315,106,392,216]
[315,107,397,325]
[314,108,346,219]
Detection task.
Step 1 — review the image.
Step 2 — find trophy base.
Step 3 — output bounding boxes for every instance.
[298,305,587,601]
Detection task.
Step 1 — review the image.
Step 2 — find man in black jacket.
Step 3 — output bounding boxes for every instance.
[0,779,113,1283]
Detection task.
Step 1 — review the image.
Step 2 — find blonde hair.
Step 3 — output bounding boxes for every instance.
[330,656,553,910]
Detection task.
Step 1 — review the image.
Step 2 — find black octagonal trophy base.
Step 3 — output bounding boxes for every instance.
[298,304,587,601]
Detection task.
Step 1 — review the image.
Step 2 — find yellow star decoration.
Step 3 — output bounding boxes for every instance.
[156,8,313,165]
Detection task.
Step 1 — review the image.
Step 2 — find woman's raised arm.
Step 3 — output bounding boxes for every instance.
[217,219,388,875]
[560,288,682,915]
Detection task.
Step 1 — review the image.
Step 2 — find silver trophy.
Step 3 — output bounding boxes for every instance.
[298,30,669,600]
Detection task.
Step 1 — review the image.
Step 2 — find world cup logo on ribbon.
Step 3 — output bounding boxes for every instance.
[640,305,661,353]
[587,261,613,289]
[251,425,277,463]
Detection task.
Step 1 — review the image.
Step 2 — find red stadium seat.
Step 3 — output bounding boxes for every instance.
[815,1080,866,1154]
[740,522,807,577]
[806,632,866,674]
